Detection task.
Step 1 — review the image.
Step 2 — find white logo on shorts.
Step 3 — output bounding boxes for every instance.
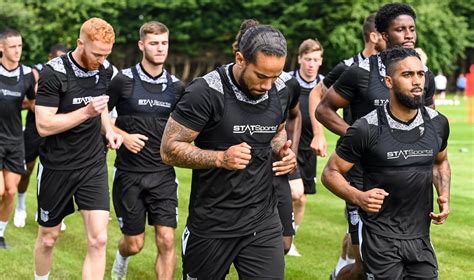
[117,217,124,228]
[366,273,375,280]
[186,274,197,280]
[349,210,360,226]
[40,208,49,222]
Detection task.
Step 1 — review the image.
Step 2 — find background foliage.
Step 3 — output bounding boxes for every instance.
[1,0,473,81]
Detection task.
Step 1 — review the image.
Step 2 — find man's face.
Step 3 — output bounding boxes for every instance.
[386,56,425,109]
[0,36,22,64]
[298,50,323,80]
[77,38,113,70]
[383,15,416,49]
[139,33,169,66]
[237,51,286,99]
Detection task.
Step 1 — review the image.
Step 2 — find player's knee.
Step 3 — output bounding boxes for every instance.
[38,232,60,249]
[157,231,175,251]
[88,233,108,251]
[4,187,17,198]
[126,239,144,255]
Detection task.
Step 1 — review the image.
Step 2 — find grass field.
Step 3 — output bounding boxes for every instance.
[1,96,473,279]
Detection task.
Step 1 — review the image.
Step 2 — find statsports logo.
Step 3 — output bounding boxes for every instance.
[138,99,172,108]
[387,149,433,160]
[1,89,22,97]
[72,96,94,105]
[233,124,278,135]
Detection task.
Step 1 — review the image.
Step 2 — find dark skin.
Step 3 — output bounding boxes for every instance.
[316,14,433,137]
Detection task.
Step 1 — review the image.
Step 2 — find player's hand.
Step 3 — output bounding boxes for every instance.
[273,140,297,176]
[106,130,123,150]
[430,196,449,225]
[310,134,327,157]
[85,95,109,117]
[356,188,389,213]
[123,133,149,154]
[217,142,252,170]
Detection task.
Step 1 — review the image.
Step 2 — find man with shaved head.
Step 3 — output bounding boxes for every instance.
[33,17,122,280]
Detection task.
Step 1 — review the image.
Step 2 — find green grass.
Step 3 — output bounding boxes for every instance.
[1,96,473,279]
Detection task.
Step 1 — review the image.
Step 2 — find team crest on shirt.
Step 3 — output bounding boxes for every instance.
[40,208,49,222]
[387,149,433,160]
[419,126,425,136]
[233,124,278,135]
[349,210,360,226]
[72,96,94,105]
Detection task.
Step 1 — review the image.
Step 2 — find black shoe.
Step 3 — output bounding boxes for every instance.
[0,237,9,249]
[329,269,336,280]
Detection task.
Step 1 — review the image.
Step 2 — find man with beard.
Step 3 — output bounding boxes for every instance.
[316,4,435,279]
[34,18,122,280]
[0,28,36,249]
[321,47,450,279]
[108,21,185,280]
[308,13,385,279]
[14,44,67,230]
[161,25,296,279]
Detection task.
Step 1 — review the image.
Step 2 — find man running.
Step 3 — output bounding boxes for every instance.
[287,38,325,257]
[161,25,296,279]
[308,13,385,279]
[13,44,67,229]
[316,4,436,278]
[108,21,185,280]
[33,18,122,280]
[0,28,36,248]
[322,47,450,279]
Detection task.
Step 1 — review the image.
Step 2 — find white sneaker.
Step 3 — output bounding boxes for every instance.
[111,255,129,280]
[60,220,67,232]
[287,243,301,257]
[13,209,27,228]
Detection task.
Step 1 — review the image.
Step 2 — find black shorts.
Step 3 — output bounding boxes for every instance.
[0,141,26,175]
[293,149,317,194]
[273,175,295,236]
[182,222,284,280]
[37,160,109,227]
[23,124,43,163]
[345,204,360,245]
[360,228,438,280]
[113,168,178,235]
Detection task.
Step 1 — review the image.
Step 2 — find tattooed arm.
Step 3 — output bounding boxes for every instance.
[161,117,251,170]
[271,122,296,175]
[430,148,451,225]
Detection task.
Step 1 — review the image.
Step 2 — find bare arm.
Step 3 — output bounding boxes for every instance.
[322,153,388,213]
[101,108,122,149]
[309,82,328,156]
[161,117,251,170]
[271,122,297,175]
[430,148,451,224]
[35,95,109,137]
[112,125,148,154]
[285,105,302,155]
[316,86,351,137]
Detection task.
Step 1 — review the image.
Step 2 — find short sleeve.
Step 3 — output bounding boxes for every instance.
[323,62,349,89]
[335,118,370,164]
[432,112,450,151]
[171,78,222,132]
[35,66,63,107]
[333,65,363,102]
[287,77,301,110]
[107,72,134,110]
[25,72,36,100]
[424,70,435,107]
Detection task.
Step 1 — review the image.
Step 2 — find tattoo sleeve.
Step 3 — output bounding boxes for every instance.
[161,117,221,169]
[271,123,288,158]
[433,149,451,199]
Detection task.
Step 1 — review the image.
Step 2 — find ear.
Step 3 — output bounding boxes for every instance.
[138,40,144,52]
[235,51,245,67]
[369,32,378,44]
[381,32,389,43]
[297,55,302,65]
[384,75,393,89]
[76,38,83,48]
